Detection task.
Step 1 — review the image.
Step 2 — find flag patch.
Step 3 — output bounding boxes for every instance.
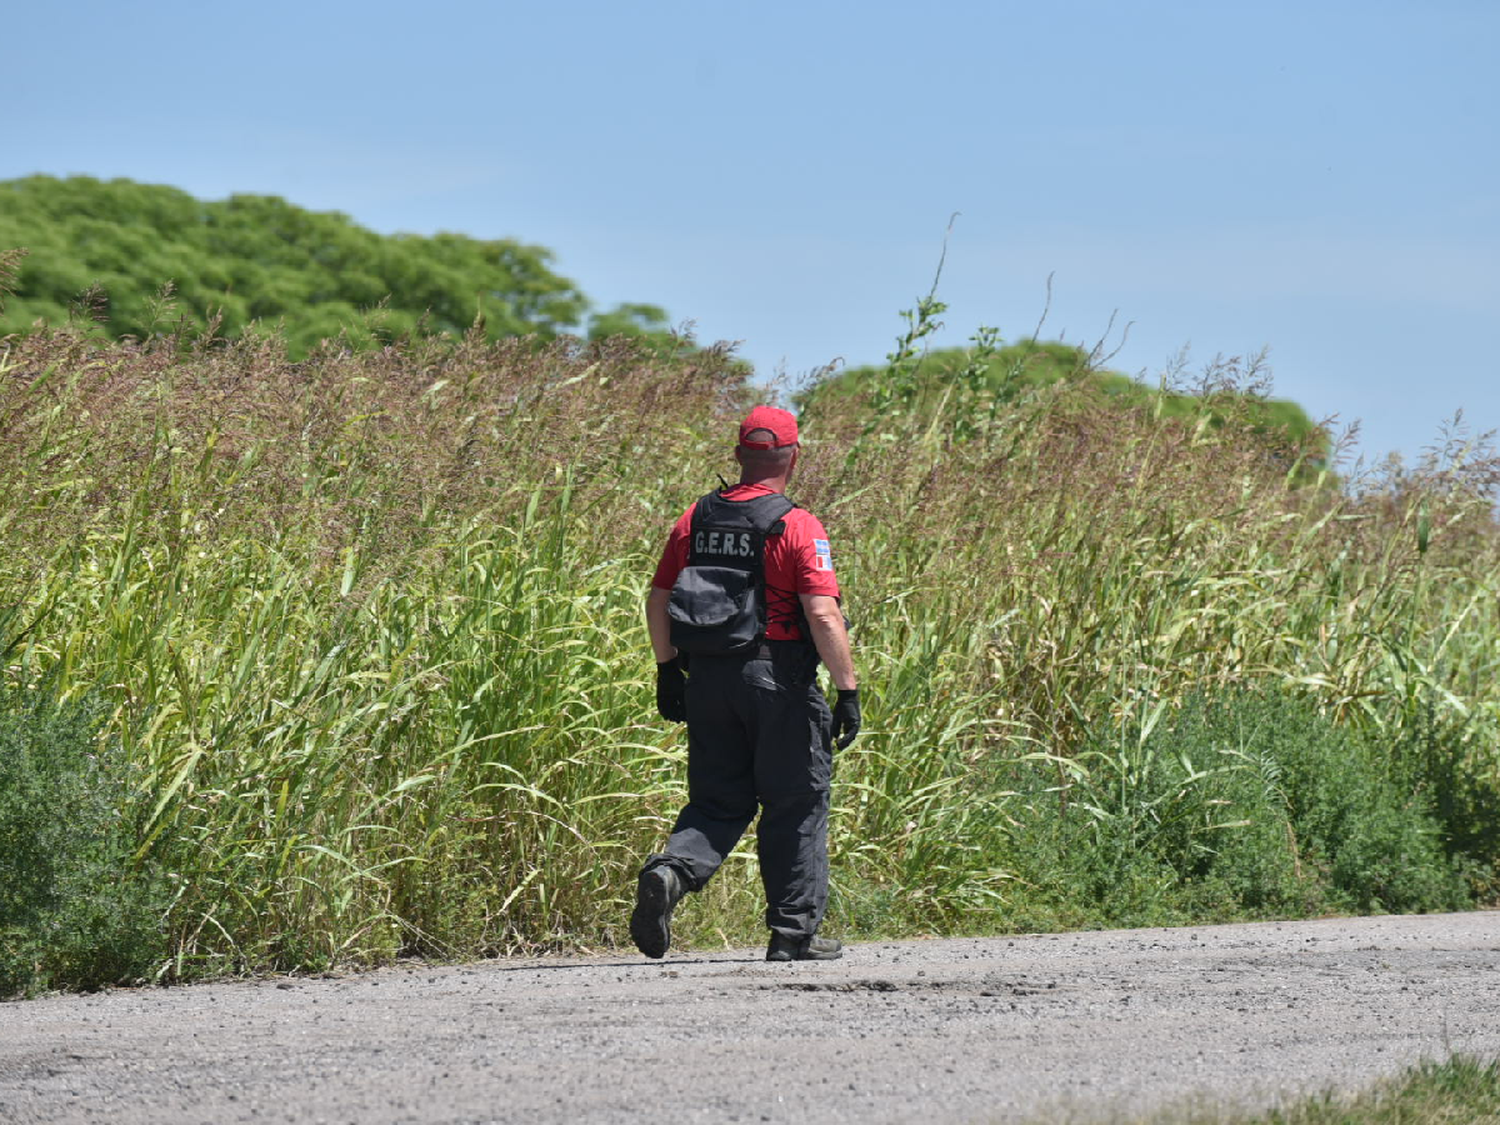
[813,539,833,572]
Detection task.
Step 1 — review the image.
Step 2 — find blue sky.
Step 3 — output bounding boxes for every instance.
[7,0,1496,468]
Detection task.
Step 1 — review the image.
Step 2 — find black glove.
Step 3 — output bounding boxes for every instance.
[831,688,861,749]
[656,659,687,723]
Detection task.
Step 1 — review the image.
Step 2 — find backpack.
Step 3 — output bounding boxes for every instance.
[667,490,795,655]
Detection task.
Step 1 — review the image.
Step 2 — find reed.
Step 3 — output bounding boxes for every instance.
[1,319,1495,990]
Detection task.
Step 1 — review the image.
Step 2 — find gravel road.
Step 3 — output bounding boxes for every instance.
[2,911,1497,1124]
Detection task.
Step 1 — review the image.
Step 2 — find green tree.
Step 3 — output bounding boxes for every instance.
[586,301,672,341]
[0,175,653,356]
[801,338,1330,480]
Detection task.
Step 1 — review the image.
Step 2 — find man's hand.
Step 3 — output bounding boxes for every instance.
[656,659,687,723]
[831,688,861,749]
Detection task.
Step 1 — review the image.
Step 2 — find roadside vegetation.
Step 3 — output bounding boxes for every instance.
[1,268,1497,995]
[1081,1054,1500,1124]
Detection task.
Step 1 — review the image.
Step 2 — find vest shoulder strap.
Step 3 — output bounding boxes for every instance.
[689,490,795,535]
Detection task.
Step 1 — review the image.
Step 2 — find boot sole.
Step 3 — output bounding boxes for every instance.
[766,950,843,962]
[629,870,672,959]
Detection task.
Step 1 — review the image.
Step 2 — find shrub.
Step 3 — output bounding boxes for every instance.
[999,690,1469,927]
[1387,705,1500,901]
[0,690,168,996]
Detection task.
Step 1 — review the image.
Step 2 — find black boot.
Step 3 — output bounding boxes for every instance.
[630,866,686,959]
[766,933,842,962]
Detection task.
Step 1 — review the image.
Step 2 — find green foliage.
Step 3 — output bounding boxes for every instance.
[586,302,672,341]
[1387,706,1500,900]
[0,691,168,996]
[0,175,666,356]
[999,691,1470,930]
[0,307,1495,986]
[803,336,1331,483]
[1114,1054,1500,1124]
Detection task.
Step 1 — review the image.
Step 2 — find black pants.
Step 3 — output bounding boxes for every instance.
[645,644,834,940]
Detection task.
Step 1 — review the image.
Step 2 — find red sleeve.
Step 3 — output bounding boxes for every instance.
[773,509,840,598]
[650,504,696,590]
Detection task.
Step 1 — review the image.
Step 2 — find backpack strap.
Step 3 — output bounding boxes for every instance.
[752,497,794,644]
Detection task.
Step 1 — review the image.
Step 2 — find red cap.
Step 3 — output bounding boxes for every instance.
[738,405,799,449]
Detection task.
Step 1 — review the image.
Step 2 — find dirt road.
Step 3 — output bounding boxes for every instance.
[2,911,1497,1124]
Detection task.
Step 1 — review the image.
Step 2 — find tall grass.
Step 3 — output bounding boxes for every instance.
[1,317,1497,991]
[1078,1054,1500,1125]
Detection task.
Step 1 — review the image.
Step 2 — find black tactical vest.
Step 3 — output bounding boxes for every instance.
[667,490,795,655]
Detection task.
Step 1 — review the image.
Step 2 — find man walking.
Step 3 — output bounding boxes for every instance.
[632,405,861,962]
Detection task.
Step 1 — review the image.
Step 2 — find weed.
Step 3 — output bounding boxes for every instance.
[1072,1054,1500,1124]
[995,691,1467,928]
[0,690,168,995]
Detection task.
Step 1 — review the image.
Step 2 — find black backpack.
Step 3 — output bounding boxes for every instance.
[667,490,795,655]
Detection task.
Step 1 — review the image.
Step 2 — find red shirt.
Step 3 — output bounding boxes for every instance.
[652,483,840,642]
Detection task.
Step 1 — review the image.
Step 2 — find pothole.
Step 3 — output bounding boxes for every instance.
[769,979,906,993]
[762,977,1061,995]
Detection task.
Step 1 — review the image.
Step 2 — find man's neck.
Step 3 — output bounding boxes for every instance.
[736,473,790,493]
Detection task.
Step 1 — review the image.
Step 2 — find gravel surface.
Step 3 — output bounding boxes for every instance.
[2,911,1497,1124]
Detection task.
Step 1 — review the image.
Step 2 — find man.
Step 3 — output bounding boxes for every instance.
[632,405,861,962]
